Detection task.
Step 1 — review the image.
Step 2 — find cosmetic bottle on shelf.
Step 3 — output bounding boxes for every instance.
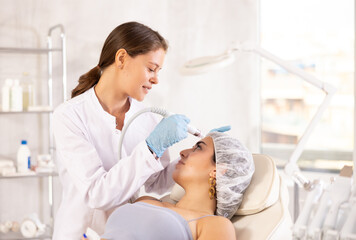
[17,140,31,173]
[1,78,13,111]
[21,72,35,111]
[10,79,23,112]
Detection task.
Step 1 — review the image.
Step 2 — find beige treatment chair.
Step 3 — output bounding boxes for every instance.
[166,154,293,240]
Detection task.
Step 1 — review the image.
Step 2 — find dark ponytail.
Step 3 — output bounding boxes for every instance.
[71,66,102,98]
[71,22,168,98]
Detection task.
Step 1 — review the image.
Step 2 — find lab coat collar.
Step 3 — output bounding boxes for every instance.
[88,87,137,130]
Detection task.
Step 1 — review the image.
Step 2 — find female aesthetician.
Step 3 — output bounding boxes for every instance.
[52,22,192,239]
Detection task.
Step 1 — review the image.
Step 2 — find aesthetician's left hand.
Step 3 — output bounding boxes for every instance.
[209,125,231,133]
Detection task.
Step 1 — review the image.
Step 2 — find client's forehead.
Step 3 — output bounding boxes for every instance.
[199,136,214,149]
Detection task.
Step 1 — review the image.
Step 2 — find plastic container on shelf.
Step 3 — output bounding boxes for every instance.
[20,213,46,238]
[10,79,23,112]
[16,140,31,173]
[21,72,35,111]
[1,78,13,111]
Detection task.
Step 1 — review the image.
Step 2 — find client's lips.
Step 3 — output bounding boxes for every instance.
[143,85,152,90]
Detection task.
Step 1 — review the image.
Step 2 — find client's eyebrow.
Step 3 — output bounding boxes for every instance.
[195,141,207,147]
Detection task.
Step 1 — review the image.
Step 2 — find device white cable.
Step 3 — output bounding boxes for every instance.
[292,179,324,238]
[339,186,356,239]
[292,169,354,239]
[322,177,352,231]
[118,107,204,160]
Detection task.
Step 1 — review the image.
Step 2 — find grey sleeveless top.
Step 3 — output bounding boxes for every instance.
[101,202,214,240]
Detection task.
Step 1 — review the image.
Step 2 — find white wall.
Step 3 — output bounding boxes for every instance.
[0,0,260,227]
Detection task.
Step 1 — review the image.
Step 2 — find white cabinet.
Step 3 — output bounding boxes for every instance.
[0,24,67,240]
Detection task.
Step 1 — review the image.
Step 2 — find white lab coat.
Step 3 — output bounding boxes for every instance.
[52,87,177,239]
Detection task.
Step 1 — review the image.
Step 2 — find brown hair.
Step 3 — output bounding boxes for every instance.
[71,22,168,98]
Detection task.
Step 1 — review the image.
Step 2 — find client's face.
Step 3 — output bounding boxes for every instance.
[172,136,215,186]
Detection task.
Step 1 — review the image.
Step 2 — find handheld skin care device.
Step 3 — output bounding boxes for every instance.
[118,107,204,159]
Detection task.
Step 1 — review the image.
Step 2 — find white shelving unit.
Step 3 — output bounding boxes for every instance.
[0,24,67,240]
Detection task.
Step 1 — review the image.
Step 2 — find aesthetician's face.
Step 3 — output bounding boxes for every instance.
[121,48,165,101]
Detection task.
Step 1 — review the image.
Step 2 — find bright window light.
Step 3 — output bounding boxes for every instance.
[260,0,354,172]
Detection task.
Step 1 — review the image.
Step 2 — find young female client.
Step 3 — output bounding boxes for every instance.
[100,132,255,240]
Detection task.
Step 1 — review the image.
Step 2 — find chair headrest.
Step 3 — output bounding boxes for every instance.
[236,154,280,215]
[170,154,280,217]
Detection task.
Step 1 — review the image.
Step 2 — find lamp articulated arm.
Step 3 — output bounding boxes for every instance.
[231,42,337,190]
[181,41,337,190]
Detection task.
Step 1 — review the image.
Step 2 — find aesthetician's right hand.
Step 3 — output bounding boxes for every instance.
[146,114,190,158]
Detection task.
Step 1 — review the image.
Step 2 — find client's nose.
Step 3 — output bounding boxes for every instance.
[180,149,191,159]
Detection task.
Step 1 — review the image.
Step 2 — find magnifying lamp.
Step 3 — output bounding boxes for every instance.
[181,41,337,191]
[181,50,235,75]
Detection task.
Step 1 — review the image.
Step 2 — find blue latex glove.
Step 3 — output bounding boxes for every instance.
[209,125,231,133]
[146,114,190,158]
